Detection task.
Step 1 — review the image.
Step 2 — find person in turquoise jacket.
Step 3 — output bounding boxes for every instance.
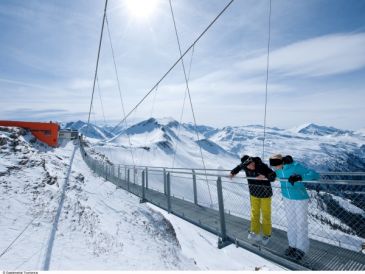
[269,154,319,261]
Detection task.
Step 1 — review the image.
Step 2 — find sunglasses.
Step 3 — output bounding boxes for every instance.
[243,157,254,166]
[269,158,283,167]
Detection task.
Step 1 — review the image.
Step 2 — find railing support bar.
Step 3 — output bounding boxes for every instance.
[217,176,231,249]
[167,172,171,213]
[192,169,198,205]
[140,170,146,203]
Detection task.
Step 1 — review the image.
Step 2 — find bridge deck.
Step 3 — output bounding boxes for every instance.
[106,174,365,270]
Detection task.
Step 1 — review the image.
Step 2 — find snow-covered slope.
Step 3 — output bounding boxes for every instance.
[0,126,282,270]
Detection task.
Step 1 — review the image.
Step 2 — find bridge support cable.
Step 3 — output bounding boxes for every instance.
[110,0,235,133]
[0,217,38,260]
[142,84,159,161]
[87,0,108,137]
[171,46,195,169]
[42,144,78,270]
[168,0,213,206]
[105,14,135,166]
[96,76,107,126]
[262,0,272,160]
[95,75,117,164]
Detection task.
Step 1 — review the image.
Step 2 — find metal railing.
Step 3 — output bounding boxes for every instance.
[80,141,365,270]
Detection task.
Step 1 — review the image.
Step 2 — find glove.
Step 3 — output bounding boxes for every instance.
[288,174,302,185]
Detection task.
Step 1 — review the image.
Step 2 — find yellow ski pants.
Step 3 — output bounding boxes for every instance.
[250,195,272,236]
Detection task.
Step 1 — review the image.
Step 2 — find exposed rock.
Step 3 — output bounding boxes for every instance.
[0,137,7,146]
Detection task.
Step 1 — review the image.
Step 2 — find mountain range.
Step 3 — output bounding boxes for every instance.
[64,118,365,172]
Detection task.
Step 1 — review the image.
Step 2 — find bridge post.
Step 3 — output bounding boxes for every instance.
[163,168,167,195]
[127,168,130,191]
[133,166,136,185]
[125,167,127,185]
[166,172,171,213]
[117,165,121,188]
[217,176,231,249]
[192,169,198,205]
[111,165,115,182]
[145,167,149,189]
[140,170,146,203]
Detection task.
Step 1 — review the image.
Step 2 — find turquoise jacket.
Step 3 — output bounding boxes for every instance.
[275,162,319,200]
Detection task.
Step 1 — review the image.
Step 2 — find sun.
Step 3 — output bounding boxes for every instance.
[124,0,160,20]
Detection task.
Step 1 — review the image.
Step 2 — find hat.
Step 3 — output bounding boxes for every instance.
[241,155,253,167]
[241,155,250,163]
[283,155,293,164]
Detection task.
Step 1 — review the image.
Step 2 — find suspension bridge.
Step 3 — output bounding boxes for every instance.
[79,0,365,270]
[42,0,365,270]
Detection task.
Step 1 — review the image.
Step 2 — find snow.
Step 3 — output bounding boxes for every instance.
[0,126,283,270]
[331,195,365,217]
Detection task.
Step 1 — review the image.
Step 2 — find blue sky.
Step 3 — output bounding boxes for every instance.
[0,0,364,130]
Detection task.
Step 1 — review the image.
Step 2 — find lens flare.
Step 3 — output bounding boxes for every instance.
[125,0,160,20]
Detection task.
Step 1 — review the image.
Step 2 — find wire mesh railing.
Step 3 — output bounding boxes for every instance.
[80,141,365,270]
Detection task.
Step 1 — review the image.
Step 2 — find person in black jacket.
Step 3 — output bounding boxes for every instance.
[229,155,276,245]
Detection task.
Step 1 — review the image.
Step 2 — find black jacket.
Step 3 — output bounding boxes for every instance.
[231,157,276,198]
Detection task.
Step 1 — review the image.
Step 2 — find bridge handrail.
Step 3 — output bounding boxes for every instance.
[118,164,365,176]
[102,164,365,185]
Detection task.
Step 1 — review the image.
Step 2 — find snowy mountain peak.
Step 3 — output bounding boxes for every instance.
[125,118,160,135]
[124,117,184,135]
[64,120,114,140]
[294,123,353,136]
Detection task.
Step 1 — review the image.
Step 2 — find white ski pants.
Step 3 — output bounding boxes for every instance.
[283,198,309,253]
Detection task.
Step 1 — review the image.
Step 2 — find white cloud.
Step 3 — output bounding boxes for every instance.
[237,33,365,77]
[158,69,289,98]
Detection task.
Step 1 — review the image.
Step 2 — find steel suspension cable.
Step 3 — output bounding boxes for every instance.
[171,46,195,169]
[0,217,37,259]
[96,76,116,164]
[110,0,235,133]
[262,0,272,160]
[168,0,213,205]
[142,84,159,161]
[149,85,159,121]
[105,14,135,166]
[87,0,108,137]
[96,76,107,126]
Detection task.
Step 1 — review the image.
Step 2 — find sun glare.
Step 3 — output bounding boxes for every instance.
[125,0,160,20]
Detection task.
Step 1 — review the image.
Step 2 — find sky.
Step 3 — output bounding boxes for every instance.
[0,0,365,130]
